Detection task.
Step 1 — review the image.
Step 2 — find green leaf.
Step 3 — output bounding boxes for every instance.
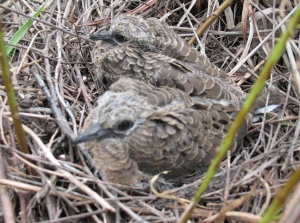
[6,2,46,55]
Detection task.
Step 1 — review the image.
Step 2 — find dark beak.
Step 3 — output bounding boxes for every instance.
[90,30,112,41]
[74,123,110,144]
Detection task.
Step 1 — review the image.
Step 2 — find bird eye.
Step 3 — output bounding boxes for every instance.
[116,120,133,131]
[113,33,127,43]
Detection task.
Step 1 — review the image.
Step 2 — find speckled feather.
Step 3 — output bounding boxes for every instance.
[91,15,244,101]
[76,78,255,185]
[83,138,148,185]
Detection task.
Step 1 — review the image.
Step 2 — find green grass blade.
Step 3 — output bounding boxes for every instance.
[179,3,300,223]
[0,17,32,173]
[5,2,46,55]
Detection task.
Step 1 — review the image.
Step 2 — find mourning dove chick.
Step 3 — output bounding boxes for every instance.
[90,15,244,101]
[74,78,283,185]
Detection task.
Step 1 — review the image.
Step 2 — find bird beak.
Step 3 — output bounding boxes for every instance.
[74,123,109,144]
[90,30,112,41]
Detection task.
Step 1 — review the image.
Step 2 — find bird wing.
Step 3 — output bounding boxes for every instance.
[95,45,244,100]
[126,99,249,178]
[146,17,236,81]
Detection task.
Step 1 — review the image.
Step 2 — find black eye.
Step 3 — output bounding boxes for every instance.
[116,120,133,131]
[113,33,127,43]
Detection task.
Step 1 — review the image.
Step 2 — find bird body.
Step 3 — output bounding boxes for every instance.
[75,78,253,185]
[91,15,244,101]
[86,138,148,186]
[82,15,283,186]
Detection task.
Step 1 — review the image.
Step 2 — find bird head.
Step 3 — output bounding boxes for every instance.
[90,15,201,63]
[74,92,154,144]
[90,15,156,51]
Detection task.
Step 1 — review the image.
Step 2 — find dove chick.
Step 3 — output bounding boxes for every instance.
[75,78,260,184]
[90,15,244,101]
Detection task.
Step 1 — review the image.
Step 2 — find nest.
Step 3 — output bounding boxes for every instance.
[0,0,299,222]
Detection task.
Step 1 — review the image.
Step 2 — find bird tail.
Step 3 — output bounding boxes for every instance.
[252,86,284,114]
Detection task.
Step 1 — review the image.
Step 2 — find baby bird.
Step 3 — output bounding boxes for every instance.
[74,78,281,186]
[90,15,244,101]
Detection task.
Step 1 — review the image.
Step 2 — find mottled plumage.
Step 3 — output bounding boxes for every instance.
[85,139,148,186]
[90,15,244,101]
[75,78,278,186]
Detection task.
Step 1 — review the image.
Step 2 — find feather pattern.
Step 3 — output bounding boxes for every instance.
[75,78,256,184]
[91,15,244,100]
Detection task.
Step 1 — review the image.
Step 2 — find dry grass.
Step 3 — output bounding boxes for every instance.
[0,0,299,222]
